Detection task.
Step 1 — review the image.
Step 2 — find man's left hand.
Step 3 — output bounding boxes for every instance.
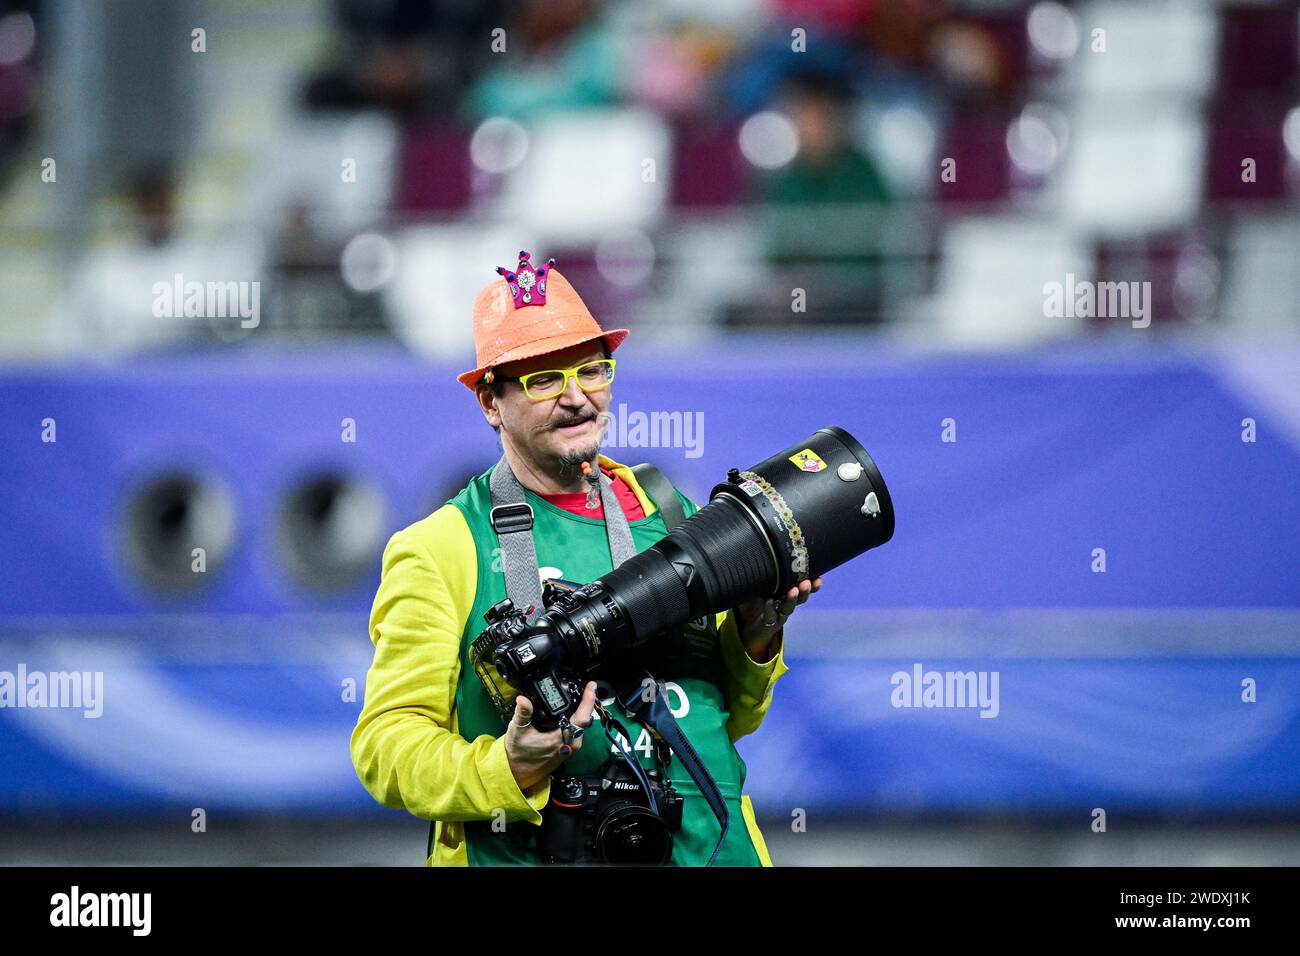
[734,577,822,663]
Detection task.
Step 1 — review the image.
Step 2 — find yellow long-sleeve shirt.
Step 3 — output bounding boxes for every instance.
[350,455,790,865]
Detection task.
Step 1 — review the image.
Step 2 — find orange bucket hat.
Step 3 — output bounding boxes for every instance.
[457,250,630,392]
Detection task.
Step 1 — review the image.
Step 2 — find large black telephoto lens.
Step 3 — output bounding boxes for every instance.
[600,424,893,638]
[472,426,894,729]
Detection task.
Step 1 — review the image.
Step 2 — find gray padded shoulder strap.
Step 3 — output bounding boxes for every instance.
[488,454,638,624]
[487,457,546,624]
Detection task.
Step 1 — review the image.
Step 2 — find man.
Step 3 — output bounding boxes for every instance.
[350,250,820,865]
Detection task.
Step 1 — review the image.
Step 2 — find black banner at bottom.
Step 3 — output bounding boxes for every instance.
[0,866,1282,941]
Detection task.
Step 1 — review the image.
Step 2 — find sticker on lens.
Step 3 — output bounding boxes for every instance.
[788,449,827,473]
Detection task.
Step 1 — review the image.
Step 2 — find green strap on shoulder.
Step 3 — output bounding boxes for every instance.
[631,463,687,530]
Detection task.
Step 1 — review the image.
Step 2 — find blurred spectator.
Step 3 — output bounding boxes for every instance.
[263,200,394,336]
[733,62,895,326]
[925,12,1022,99]
[63,163,262,354]
[0,0,39,183]
[131,162,177,249]
[462,0,622,121]
[303,0,510,120]
[759,66,891,208]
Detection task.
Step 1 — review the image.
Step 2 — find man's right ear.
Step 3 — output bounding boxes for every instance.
[476,383,502,428]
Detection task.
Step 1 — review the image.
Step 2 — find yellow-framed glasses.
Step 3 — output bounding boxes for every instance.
[493,358,616,401]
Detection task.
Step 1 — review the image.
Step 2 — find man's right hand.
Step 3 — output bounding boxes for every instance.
[504,680,599,793]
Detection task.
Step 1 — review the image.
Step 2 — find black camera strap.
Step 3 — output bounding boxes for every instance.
[618,675,731,866]
[630,462,686,530]
[593,701,665,813]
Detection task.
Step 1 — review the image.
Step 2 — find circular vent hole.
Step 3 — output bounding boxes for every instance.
[276,473,387,592]
[123,472,235,594]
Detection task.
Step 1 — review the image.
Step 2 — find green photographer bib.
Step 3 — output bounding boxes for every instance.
[446,466,764,867]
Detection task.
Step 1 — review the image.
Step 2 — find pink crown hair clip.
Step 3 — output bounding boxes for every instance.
[496,250,556,308]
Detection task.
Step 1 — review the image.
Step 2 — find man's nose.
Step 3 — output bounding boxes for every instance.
[557,374,586,406]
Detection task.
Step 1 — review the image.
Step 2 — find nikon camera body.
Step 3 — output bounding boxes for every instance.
[537,756,685,865]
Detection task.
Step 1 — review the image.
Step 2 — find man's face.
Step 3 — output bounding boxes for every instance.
[477,341,612,472]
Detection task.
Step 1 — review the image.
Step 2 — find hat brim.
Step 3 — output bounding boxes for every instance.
[457,328,630,391]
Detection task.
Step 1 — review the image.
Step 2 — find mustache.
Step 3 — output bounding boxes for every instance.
[542,411,609,432]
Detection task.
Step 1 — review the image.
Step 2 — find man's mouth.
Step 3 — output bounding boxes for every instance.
[554,417,593,431]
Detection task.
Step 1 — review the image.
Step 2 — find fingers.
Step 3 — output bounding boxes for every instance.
[510,695,533,730]
[782,577,823,608]
[553,684,598,762]
[571,681,598,728]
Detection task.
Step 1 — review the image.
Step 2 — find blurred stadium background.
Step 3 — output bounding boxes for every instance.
[1,0,1298,865]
